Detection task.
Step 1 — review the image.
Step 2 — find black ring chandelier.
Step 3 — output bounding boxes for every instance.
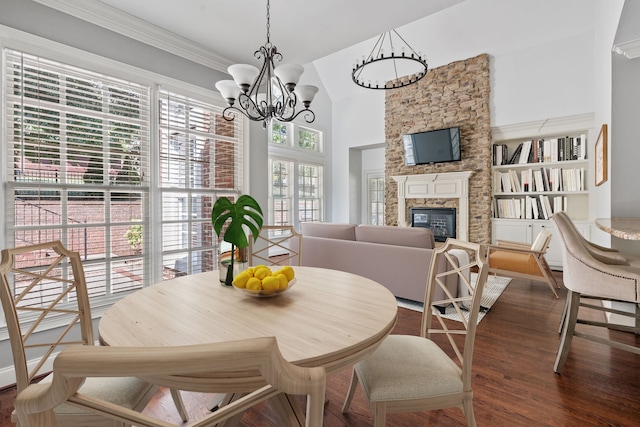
[352,30,428,90]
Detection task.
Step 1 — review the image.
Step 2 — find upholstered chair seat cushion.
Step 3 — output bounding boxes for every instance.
[39,375,154,416]
[354,335,462,402]
[489,251,542,276]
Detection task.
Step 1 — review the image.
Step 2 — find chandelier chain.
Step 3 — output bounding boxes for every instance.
[265,0,271,46]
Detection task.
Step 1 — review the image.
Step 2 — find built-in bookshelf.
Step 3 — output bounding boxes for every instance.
[490,114,594,269]
[492,132,589,221]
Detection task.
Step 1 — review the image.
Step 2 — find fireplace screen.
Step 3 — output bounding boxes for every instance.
[410,207,457,242]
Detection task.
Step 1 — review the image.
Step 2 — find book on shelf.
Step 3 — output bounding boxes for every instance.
[494,135,587,167]
[497,166,584,193]
[519,140,532,164]
[508,143,523,164]
[492,144,509,166]
[542,139,557,162]
[494,193,569,219]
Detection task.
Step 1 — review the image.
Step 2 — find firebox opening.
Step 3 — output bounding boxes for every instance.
[410,207,457,242]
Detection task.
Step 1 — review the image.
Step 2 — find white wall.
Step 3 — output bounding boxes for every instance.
[330,90,385,222]
[490,32,594,127]
[610,0,640,254]
[590,0,625,246]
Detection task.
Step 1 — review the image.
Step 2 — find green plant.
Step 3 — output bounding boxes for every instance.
[124,222,142,253]
[211,195,263,286]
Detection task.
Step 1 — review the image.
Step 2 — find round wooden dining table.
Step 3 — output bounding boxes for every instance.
[99,265,398,375]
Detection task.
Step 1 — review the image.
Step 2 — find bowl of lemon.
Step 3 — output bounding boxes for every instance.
[231,265,296,297]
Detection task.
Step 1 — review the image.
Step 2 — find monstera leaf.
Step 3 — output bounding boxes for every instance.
[211,195,263,285]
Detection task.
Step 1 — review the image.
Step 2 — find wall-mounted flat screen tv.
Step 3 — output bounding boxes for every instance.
[403,127,461,166]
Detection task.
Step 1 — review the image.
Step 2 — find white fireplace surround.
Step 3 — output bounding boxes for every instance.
[392,171,473,241]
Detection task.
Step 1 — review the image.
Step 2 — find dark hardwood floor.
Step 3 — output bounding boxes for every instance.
[1,271,639,426]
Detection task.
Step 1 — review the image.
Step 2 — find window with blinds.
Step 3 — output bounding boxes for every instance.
[3,49,246,312]
[270,158,293,226]
[5,49,150,300]
[158,91,244,277]
[268,121,324,228]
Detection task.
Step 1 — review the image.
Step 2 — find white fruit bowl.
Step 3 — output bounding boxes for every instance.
[233,278,296,297]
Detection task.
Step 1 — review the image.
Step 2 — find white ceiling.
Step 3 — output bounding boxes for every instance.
[93,0,465,66]
[41,0,598,100]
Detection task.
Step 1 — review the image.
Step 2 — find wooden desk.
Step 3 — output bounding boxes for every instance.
[595,218,640,240]
[99,265,397,375]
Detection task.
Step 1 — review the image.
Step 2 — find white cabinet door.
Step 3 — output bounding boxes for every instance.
[533,223,562,268]
[491,220,532,244]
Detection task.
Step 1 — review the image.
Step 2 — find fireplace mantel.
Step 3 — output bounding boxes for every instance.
[392,171,473,241]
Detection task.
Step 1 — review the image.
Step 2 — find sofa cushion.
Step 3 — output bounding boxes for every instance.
[300,222,356,240]
[355,225,435,249]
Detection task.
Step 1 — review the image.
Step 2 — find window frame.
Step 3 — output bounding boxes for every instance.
[268,121,325,230]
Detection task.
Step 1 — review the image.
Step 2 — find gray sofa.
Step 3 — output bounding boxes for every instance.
[299,223,456,303]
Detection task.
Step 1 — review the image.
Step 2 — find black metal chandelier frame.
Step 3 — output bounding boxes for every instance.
[219,0,315,126]
[352,30,428,90]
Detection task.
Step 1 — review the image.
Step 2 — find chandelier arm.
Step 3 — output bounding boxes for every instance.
[277,108,315,124]
[392,29,421,57]
[221,105,246,122]
[389,33,400,81]
[237,93,268,121]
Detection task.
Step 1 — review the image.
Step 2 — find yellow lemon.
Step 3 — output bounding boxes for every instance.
[276,273,289,289]
[245,267,255,277]
[261,275,280,291]
[246,277,262,292]
[254,266,272,280]
[232,271,251,288]
[280,265,295,281]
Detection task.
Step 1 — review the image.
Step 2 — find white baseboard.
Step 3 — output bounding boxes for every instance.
[0,352,59,389]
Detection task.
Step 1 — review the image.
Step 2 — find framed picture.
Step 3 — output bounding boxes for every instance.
[595,124,608,186]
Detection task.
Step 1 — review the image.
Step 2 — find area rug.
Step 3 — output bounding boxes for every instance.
[396,273,512,324]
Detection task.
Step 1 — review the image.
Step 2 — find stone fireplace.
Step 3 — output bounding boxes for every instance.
[384,53,492,245]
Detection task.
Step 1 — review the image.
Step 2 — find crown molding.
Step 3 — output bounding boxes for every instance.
[33,0,233,71]
[491,113,595,141]
[613,38,640,59]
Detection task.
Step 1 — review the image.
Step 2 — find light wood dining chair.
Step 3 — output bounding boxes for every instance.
[14,337,326,427]
[487,228,560,298]
[249,225,302,266]
[342,238,489,426]
[0,240,188,426]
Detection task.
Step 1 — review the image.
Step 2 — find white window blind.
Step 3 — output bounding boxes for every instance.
[268,121,324,228]
[269,158,294,226]
[298,163,323,222]
[158,90,244,277]
[4,48,151,302]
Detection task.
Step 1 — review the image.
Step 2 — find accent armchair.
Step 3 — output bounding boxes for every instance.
[488,228,560,298]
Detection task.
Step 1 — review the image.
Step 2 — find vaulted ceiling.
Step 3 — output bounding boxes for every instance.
[37,0,598,101]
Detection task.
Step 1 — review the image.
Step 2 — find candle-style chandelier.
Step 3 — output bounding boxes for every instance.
[352,29,428,90]
[215,0,318,127]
